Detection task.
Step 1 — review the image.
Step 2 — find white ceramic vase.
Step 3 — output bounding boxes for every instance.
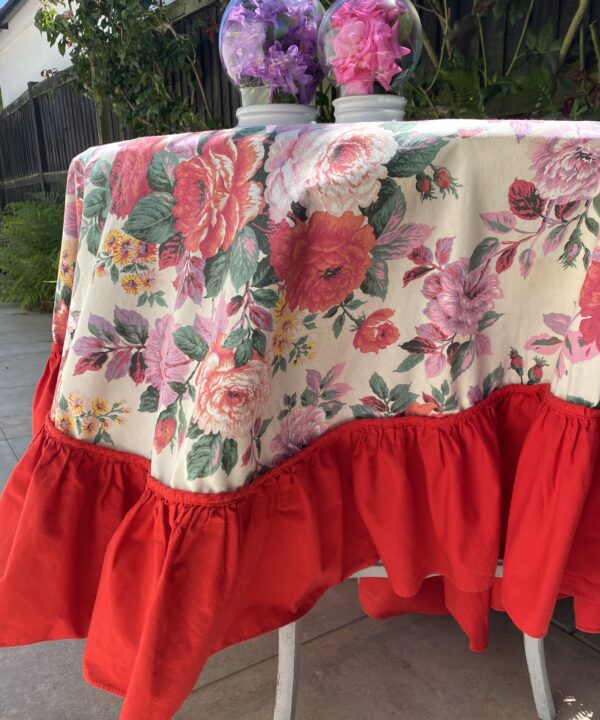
[333,95,406,123]
[236,104,319,127]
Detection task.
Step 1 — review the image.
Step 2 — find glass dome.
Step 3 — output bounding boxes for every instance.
[318,0,423,97]
[219,0,325,106]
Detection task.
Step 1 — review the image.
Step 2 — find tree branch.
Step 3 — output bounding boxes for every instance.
[557,0,590,72]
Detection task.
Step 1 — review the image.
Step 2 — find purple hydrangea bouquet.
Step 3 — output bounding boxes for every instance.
[219,0,324,108]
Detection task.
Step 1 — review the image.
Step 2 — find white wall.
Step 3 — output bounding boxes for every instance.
[0,0,72,107]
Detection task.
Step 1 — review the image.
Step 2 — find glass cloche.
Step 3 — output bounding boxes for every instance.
[317,0,423,98]
[219,0,325,107]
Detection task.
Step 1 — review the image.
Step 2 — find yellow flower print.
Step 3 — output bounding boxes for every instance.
[110,231,140,267]
[58,259,75,288]
[91,398,109,416]
[273,328,292,358]
[67,392,86,416]
[102,229,121,255]
[121,274,140,295]
[139,269,156,290]
[55,409,73,434]
[306,340,317,360]
[93,264,107,280]
[273,294,300,358]
[81,416,100,437]
[274,294,299,331]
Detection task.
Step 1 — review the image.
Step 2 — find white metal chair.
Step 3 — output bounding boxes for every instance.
[273,562,556,720]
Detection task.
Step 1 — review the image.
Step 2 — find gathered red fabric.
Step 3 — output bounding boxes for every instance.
[31,342,62,437]
[0,419,148,645]
[2,383,600,719]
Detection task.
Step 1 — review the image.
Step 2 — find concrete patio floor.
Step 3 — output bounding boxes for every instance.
[1,302,600,720]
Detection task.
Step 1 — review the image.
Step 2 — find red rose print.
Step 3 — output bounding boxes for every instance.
[353,308,400,354]
[110,147,154,218]
[433,167,451,190]
[173,134,264,258]
[417,175,431,193]
[270,211,376,312]
[154,416,176,453]
[579,261,600,347]
[508,179,546,220]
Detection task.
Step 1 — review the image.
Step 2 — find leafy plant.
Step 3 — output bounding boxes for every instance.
[35,0,215,135]
[0,193,65,310]
[406,0,600,119]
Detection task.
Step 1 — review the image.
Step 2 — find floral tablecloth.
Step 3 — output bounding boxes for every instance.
[1,119,600,720]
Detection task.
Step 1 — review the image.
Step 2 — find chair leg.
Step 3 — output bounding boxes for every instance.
[523,634,556,720]
[274,621,301,720]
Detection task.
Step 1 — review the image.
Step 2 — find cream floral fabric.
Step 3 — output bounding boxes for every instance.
[50,120,600,493]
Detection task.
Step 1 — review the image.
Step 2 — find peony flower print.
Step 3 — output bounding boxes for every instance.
[144,315,192,407]
[173,134,265,258]
[265,125,398,221]
[270,211,376,312]
[270,406,328,463]
[192,343,271,439]
[423,258,503,337]
[530,137,600,204]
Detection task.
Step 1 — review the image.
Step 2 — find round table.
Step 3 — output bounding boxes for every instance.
[1,119,600,720]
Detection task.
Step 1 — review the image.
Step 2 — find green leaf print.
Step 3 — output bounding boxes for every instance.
[173,326,209,362]
[187,434,223,479]
[123,192,175,245]
[230,226,259,291]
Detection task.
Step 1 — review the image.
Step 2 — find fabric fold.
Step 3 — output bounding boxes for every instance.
[503,394,600,637]
[3,385,600,719]
[0,417,148,646]
[31,342,62,437]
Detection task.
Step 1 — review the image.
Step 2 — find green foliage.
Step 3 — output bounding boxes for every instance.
[35,0,215,135]
[405,0,600,120]
[0,193,64,310]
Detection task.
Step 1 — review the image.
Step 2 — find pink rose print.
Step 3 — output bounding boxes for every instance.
[144,315,191,407]
[265,125,397,221]
[423,258,503,337]
[173,134,264,258]
[192,343,271,439]
[530,137,600,204]
[270,406,328,463]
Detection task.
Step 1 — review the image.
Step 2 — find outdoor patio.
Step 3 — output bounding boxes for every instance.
[0,302,599,720]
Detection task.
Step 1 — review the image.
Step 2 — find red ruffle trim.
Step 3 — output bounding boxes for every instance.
[2,383,600,720]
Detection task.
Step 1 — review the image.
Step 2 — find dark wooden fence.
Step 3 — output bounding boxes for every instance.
[0,0,598,209]
[0,0,240,208]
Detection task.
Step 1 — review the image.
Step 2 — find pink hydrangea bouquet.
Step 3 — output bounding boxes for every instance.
[319,0,421,96]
